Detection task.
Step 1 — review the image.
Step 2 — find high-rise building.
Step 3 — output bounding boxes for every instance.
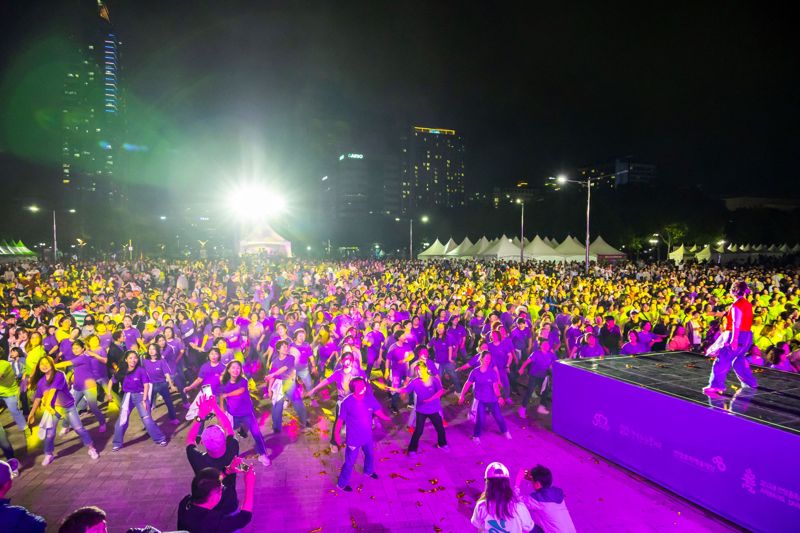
[61,1,124,210]
[577,157,657,187]
[328,152,370,218]
[402,126,465,210]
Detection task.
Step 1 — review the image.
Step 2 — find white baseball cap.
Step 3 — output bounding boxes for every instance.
[484,461,510,479]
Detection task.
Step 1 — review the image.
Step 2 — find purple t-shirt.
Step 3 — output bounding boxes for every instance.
[98,333,113,350]
[122,366,151,393]
[198,362,224,395]
[318,342,338,363]
[270,354,295,380]
[223,378,253,417]
[620,342,647,355]
[469,367,500,403]
[122,327,142,350]
[407,377,442,414]
[510,327,533,352]
[59,338,75,361]
[90,347,108,380]
[488,341,511,369]
[328,367,366,397]
[339,393,381,446]
[578,343,605,358]
[429,337,450,365]
[364,331,385,361]
[142,358,170,384]
[35,371,75,409]
[71,354,96,391]
[291,342,313,368]
[526,349,557,377]
[43,335,58,355]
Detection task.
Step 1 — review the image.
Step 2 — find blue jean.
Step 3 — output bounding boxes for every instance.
[474,401,507,437]
[337,440,375,487]
[521,376,548,408]
[170,360,190,403]
[0,424,13,459]
[1,394,28,431]
[46,407,94,455]
[149,381,177,420]
[296,367,313,393]
[72,386,107,426]
[439,362,462,391]
[709,331,757,389]
[271,383,307,431]
[113,392,166,447]
[232,412,267,455]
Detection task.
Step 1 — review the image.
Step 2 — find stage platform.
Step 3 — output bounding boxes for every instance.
[552,351,800,533]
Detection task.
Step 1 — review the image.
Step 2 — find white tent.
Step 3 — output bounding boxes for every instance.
[482,236,523,259]
[512,236,523,247]
[554,236,595,262]
[543,237,554,247]
[589,236,626,260]
[442,238,459,255]
[668,244,686,263]
[446,237,474,258]
[779,244,790,253]
[523,235,562,261]
[739,244,750,252]
[462,236,491,257]
[418,239,445,259]
[753,244,764,251]
[479,235,510,257]
[695,245,712,262]
[792,244,800,253]
[688,244,698,253]
[239,223,292,256]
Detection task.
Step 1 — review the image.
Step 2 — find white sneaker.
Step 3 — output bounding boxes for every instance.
[537,405,550,415]
[472,437,481,445]
[503,432,512,440]
[41,454,54,466]
[517,407,526,418]
[59,426,70,436]
[88,447,99,460]
[258,454,271,466]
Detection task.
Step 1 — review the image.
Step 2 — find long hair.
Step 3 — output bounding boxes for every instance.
[115,350,141,383]
[481,477,517,521]
[221,360,244,385]
[31,355,57,387]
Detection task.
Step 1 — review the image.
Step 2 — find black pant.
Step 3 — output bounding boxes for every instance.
[408,412,447,452]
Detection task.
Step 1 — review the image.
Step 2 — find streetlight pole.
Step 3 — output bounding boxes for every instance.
[409,218,413,261]
[52,210,58,263]
[516,198,525,262]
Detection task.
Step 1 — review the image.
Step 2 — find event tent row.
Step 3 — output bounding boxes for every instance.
[418,235,625,261]
[0,240,36,258]
[669,243,800,263]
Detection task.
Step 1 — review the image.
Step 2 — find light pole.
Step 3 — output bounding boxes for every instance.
[551,170,626,275]
[27,205,76,263]
[398,215,429,260]
[515,198,525,262]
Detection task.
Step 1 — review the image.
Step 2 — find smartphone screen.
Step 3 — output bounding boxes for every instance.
[201,384,213,397]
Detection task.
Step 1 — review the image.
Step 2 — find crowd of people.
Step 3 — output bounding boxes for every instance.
[1,256,799,531]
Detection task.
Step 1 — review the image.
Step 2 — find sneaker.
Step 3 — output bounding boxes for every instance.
[338,484,353,492]
[157,440,168,447]
[503,432,512,440]
[536,405,550,415]
[472,437,481,445]
[330,444,339,453]
[518,407,526,418]
[437,444,450,451]
[112,446,122,452]
[368,473,379,480]
[171,419,180,425]
[59,426,70,436]
[88,447,99,460]
[41,454,54,466]
[702,387,724,396]
[98,424,107,433]
[258,454,271,467]
[390,408,399,415]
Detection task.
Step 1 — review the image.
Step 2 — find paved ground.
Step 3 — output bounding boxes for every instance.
[2,392,741,533]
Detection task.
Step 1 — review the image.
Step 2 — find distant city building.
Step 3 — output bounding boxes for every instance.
[61,0,124,209]
[724,197,800,211]
[402,126,465,210]
[328,152,370,218]
[577,157,657,187]
[492,180,538,208]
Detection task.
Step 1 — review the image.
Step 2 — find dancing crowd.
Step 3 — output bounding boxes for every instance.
[1,256,799,532]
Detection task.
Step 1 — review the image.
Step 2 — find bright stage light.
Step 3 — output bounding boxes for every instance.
[226,184,286,221]
[556,175,568,184]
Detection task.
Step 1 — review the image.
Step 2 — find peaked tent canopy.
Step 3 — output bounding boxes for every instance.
[479,235,510,256]
[523,235,562,261]
[462,236,491,257]
[418,239,446,259]
[668,244,686,263]
[441,238,459,255]
[695,245,712,262]
[239,224,292,256]
[446,237,474,257]
[589,236,626,259]
[792,244,800,253]
[483,237,523,259]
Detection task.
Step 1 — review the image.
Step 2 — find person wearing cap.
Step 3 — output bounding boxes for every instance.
[514,465,576,533]
[177,466,255,533]
[0,459,46,532]
[471,461,533,533]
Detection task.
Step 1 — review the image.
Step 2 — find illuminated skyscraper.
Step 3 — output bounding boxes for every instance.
[402,126,465,210]
[61,1,124,208]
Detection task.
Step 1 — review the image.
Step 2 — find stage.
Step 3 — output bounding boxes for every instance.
[552,351,800,532]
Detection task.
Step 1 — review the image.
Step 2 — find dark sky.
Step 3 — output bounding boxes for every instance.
[1,1,798,196]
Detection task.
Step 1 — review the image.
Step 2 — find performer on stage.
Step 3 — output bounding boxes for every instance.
[703,281,758,396]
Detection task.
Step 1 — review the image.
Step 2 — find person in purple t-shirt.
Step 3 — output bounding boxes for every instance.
[220,360,270,466]
[459,351,511,443]
[264,340,308,433]
[111,350,167,450]
[389,360,448,456]
[307,351,366,449]
[334,377,392,492]
[184,348,225,398]
[121,315,143,351]
[518,340,557,417]
[143,342,179,424]
[291,329,315,392]
[577,333,605,359]
[27,356,99,466]
[58,340,107,432]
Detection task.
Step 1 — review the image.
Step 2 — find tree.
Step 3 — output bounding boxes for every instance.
[662,222,688,252]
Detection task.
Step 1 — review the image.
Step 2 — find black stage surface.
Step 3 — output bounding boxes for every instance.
[565,351,800,434]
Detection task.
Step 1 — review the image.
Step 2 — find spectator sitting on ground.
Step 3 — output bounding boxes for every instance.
[58,506,107,533]
[514,464,576,533]
[0,459,46,532]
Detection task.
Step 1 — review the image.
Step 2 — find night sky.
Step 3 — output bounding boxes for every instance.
[1,1,798,197]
